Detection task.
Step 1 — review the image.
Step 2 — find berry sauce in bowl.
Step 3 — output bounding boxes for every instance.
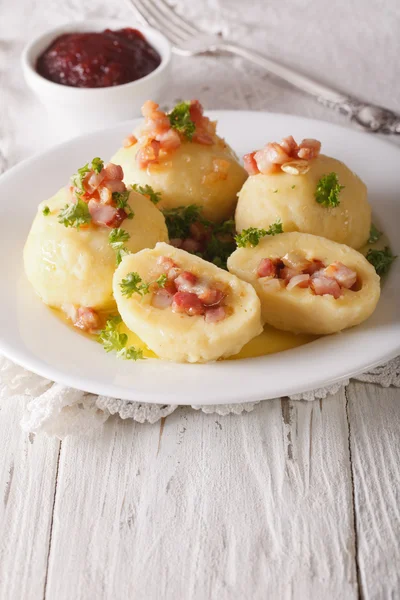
[36,28,162,88]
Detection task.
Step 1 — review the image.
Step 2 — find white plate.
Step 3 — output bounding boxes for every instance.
[1,112,399,405]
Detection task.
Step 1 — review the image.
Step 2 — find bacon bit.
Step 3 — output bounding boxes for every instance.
[104,179,126,194]
[253,149,278,175]
[265,142,291,165]
[142,100,160,118]
[74,307,101,333]
[175,271,198,292]
[136,140,160,169]
[198,287,225,306]
[280,135,298,155]
[245,135,321,176]
[205,306,226,323]
[297,139,321,161]
[88,200,126,227]
[181,238,201,253]
[151,288,174,309]
[286,274,311,290]
[324,262,357,289]
[280,266,300,281]
[123,134,137,148]
[104,163,123,181]
[156,256,177,271]
[257,258,276,278]
[172,291,205,316]
[282,251,311,271]
[167,267,182,281]
[243,152,259,175]
[311,276,342,299]
[304,259,325,275]
[156,128,181,150]
[85,170,105,193]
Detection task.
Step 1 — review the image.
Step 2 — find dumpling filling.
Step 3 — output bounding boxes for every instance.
[256,251,358,299]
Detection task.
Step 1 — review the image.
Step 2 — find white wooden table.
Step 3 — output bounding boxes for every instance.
[1,1,400,598]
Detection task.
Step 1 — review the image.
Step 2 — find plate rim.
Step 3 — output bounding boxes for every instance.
[1,109,399,405]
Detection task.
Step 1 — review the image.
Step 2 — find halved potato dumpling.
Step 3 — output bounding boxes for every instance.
[113,242,263,362]
[235,154,371,249]
[227,232,380,335]
[24,188,168,310]
[111,138,247,223]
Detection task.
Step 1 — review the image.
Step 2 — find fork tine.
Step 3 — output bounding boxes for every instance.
[154,0,200,37]
[129,0,191,45]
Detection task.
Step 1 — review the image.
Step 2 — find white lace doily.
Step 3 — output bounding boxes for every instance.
[1,354,399,438]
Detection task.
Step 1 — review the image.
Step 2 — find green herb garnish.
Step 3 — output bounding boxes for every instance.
[366,246,397,276]
[235,221,283,248]
[368,224,382,244]
[155,274,168,288]
[58,198,91,229]
[131,184,161,205]
[98,315,143,361]
[168,101,196,140]
[91,157,104,174]
[109,228,131,265]
[42,206,50,216]
[109,228,130,248]
[315,172,344,207]
[112,191,134,218]
[120,272,150,297]
[162,205,205,240]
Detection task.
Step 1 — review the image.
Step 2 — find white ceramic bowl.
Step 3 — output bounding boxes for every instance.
[21,19,171,137]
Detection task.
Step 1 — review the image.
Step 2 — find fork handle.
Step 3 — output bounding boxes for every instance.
[219,42,400,134]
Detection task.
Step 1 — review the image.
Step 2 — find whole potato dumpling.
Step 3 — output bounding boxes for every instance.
[227,232,380,335]
[111,100,247,223]
[113,242,263,363]
[235,154,371,249]
[24,187,168,310]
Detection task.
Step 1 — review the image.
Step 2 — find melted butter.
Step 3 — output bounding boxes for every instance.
[229,325,316,359]
[52,307,315,361]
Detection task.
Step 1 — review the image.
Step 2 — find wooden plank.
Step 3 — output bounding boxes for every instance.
[347,382,400,599]
[0,394,60,600]
[46,393,357,599]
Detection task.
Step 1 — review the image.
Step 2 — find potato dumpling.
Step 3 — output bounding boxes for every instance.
[111,100,247,222]
[227,232,380,335]
[111,139,247,223]
[113,242,263,362]
[24,188,168,310]
[235,154,371,249]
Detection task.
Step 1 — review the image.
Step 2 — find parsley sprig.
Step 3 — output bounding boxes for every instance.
[58,198,91,229]
[131,184,161,205]
[235,221,283,248]
[366,246,397,276]
[119,271,169,298]
[98,315,143,361]
[120,272,151,297]
[109,228,131,265]
[168,101,196,140]
[315,172,344,208]
[112,191,134,219]
[368,224,382,244]
[162,205,205,240]
[42,206,50,216]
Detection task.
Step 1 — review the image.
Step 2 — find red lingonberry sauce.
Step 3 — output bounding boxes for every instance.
[36,28,161,88]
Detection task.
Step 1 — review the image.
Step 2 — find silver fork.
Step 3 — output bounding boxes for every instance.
[127,0,400,135]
